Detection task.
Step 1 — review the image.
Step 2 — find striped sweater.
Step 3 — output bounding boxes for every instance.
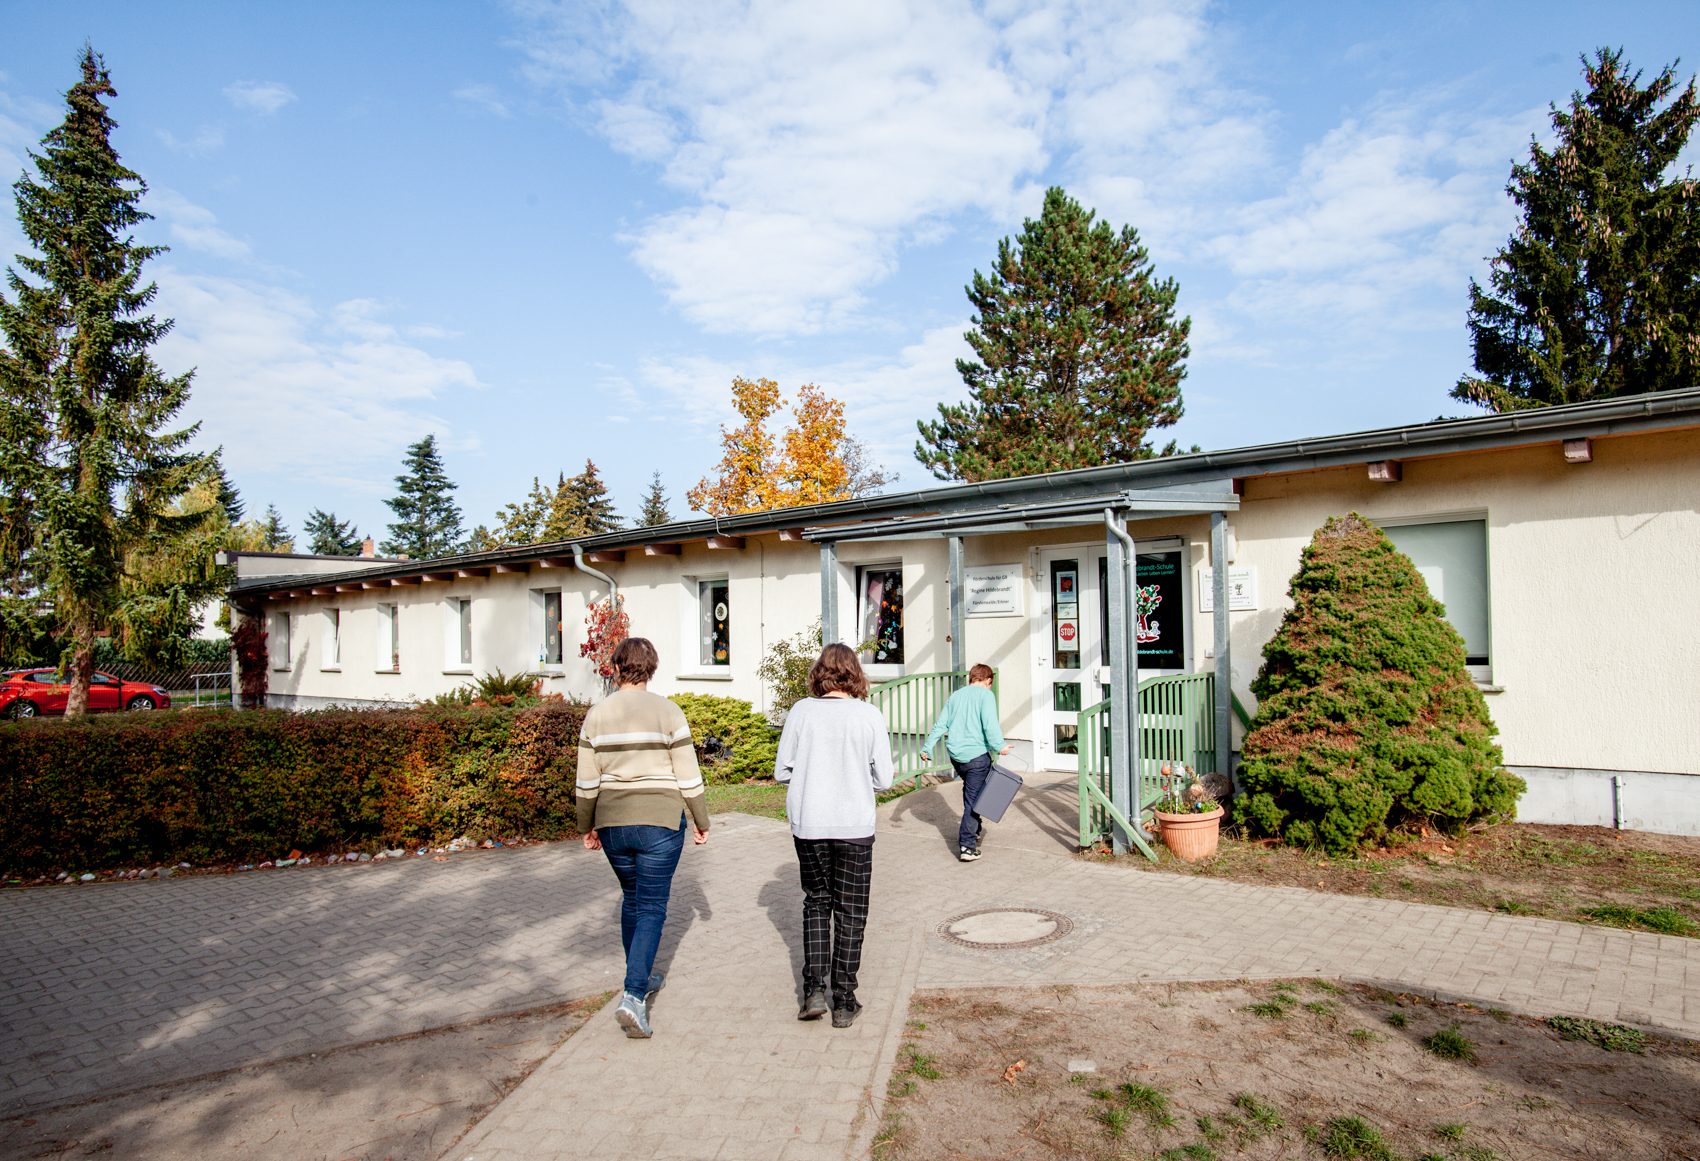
[576,688,710,833]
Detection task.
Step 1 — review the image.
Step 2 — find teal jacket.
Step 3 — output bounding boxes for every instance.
[921,684,1006,764]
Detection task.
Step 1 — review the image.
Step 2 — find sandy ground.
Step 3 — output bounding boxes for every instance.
[0,995,607,1161]
[878,981,1700,1161]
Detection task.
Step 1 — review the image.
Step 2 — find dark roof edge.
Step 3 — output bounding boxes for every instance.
[231,388,1700,597]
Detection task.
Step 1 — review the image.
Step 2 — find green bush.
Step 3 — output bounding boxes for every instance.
[668,693,780,783]
[1234,514,1523,854]
[0,699,587,874]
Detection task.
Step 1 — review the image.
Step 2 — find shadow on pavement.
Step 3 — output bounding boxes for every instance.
[757,861,806,1003]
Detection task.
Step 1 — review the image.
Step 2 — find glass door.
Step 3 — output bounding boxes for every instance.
[1036,548,1109,771]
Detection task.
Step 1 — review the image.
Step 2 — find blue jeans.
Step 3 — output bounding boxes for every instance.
[952,753,993,850]
[599,814,686,996]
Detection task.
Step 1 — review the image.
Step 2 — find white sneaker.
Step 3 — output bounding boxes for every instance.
[615,991,652,1038]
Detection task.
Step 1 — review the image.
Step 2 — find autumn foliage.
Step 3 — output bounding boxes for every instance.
[687,377,871,514]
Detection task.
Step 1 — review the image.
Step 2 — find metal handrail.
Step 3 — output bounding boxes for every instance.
[868,669,998,786]
[1077,671,1216,851]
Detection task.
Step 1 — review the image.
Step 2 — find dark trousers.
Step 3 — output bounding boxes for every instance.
[600,814,686,996]
[794,838,873,1009]
[953,752,993,850]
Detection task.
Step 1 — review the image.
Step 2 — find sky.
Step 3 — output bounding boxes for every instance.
[1,1,1696,544]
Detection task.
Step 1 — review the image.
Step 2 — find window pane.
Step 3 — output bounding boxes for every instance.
[1098,556,1109,666]
[1054,724,1079,755]
[544,591,562,665]
[387,606,399,671]
[459,599,472,666]
[1053,681,1081,712]
[860,569,903,664]
[701,582,729,666]
[1382,520,1490,663]
[1052,560,1079,669]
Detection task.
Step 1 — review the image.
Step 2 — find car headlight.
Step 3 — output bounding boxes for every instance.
[151,686,168,695]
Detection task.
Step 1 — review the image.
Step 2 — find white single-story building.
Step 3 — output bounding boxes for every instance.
[227,389,1700,838]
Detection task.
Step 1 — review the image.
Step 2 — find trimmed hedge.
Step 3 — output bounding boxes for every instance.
[668,693,780,782]
[0,701,587,874]
[1234,513,1523,854]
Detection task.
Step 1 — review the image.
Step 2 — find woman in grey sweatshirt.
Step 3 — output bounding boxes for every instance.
[775,643,894,1027]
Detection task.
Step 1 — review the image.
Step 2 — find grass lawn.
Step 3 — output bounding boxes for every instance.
[704,780,788,819]
[1088,822,1700,938]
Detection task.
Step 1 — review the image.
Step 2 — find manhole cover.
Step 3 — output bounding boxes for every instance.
[937,908,1075,950]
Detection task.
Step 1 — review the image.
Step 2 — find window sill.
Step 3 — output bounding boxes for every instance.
[677,672,734,682]
[1475,682,1504,694]
[320,667,342,673]
[443,668,473,676]
[538,668,565,678]
[375,668,400,675]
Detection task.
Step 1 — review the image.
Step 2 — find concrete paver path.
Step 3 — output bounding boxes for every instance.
[455,774,1699,1161]
[5,772,1696,1158]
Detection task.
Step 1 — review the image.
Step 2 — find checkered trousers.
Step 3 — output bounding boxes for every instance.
[793,838,873,1006]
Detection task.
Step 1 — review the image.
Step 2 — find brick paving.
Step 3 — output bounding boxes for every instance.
[5,774,1697,1159]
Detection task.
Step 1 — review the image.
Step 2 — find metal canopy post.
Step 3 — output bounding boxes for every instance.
[948,535,965,675]
[1210,512,1232,783]
[1104,510,1136,853]
[820,541,839,645]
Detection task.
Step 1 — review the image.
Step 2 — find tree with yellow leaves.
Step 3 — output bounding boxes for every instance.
[688,378,891,515]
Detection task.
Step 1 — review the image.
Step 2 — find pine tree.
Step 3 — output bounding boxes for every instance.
[257,505,292,551]
[638,471,671,526]
[303,508,360,555]
[1455,50,1700,411]
[1236,515,1523,854]
[210,454,243,523]
[381,434,463,558]
[916,187,1190,481]
[560,459,619,534]
[0,48,211,714]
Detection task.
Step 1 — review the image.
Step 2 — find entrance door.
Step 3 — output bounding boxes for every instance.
[1035,548,1109,771]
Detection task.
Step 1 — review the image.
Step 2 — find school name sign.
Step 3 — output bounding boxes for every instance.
[964,564,1024,617]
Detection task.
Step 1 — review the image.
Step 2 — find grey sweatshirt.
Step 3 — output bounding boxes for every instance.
[774,697,895,840]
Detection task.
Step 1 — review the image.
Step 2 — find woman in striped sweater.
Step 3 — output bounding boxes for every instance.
[577,637,710,1038]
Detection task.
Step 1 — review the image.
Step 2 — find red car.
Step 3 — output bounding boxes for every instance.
[0,669,171,717]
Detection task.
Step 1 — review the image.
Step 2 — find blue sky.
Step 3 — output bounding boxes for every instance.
[2,1,1695,543]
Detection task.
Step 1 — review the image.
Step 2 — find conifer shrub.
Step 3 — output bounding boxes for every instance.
[1234,514,1522,854]
[668,693,780,782]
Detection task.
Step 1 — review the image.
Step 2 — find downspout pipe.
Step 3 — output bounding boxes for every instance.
[1105,509,1140,848]
[572,543,617,606]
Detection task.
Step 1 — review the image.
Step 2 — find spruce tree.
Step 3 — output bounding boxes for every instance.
[560,459,619,534]
[916,187,1190,481]
[381,433,463,558]
[303,508,360,554]
[258,504,292,551]
[638,470,671,526]
[0,48,210,714]
[1455,50,1700,410]
[210,454,243,523]
[1236,515,1524,854]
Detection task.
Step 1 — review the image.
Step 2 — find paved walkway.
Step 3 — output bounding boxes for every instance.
[5,773,1696,1158]
[454,774,1700,1161]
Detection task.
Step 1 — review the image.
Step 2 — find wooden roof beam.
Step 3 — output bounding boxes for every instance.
[706,535,745,550]
[583,550,625,563]
[644,543,682,556]
[494,563,530,573]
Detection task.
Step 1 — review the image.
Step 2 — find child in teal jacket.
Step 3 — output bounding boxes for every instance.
[921,663,1011,861]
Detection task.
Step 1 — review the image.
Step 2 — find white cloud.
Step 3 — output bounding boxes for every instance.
[146,189,252,259]
[157,125,226,153]
[152,273,482,490]
[223,81,297,115]
[453,83,511,118]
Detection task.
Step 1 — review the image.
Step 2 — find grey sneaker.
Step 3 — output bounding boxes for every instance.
[615,991,652,1038]
[959,846,982,862]
[831,1002,863,1029]
[798,988,829,1021]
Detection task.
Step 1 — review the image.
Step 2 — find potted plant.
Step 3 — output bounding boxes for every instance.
[1154,765,1224,861]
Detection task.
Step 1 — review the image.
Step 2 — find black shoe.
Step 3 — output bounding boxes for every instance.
[798,988,829,1021]
[831,1003,863,1028]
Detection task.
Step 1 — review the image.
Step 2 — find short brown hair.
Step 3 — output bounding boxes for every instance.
[610,636,658,686]
[807,643,869,699]
[968,663,994,684]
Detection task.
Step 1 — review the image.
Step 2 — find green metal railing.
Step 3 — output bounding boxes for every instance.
[1078,671,1218,854]
[869,669,997,786]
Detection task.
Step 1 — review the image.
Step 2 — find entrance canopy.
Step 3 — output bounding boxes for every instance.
[805,482,1240,854]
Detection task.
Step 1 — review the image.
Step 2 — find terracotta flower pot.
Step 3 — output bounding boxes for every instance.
[1156,807,1224,862]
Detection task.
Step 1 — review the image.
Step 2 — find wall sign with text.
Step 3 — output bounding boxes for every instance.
[1197,566,1259,612]
[964,563,1024,617]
